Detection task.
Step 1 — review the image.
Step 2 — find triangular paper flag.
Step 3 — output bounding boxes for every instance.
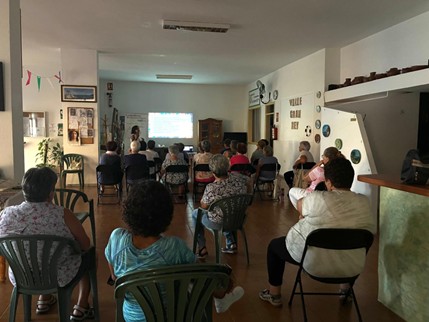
[25,70,32,86]
[37,76,41,91]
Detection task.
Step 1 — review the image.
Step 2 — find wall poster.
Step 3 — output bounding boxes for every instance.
[68,107,94,145]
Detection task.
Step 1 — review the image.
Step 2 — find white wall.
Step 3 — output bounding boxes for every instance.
[98,80,247,149]
[340,11,429,81]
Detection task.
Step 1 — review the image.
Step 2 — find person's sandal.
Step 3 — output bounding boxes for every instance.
[70,305,95,321]
[197,246,208,259]
[36,295,57,314]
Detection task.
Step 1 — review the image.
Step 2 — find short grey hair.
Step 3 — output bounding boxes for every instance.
[168,144,180,156]
[209,154,230,177]
[200,140,211,152]
[130,140,140,152]
[300,141,311,151]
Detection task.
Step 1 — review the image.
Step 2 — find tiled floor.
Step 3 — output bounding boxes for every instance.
[0,185,404,321]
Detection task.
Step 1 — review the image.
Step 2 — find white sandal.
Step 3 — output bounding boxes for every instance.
[70,304,95,321]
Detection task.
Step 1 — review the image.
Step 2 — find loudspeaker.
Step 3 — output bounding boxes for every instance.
[0,62,4,111]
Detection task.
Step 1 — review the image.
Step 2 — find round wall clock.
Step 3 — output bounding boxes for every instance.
[273,90,279,100]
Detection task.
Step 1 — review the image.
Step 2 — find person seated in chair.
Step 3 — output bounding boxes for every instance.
[283,141,314,188]
[250,139,266,164]
[288,147,344,209]
[192,154,250,257]
[254,145,278,180]
[105,181,244,321]
[124,140,148,183]
[0,167,94,321]
[193,140,214,183]
[140,139,159,177]
[161,145,188,195]
[99,140,123,193]
[258,158,376,307]
[230,143,250,168]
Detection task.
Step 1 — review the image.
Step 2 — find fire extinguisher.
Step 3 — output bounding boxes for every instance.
[271,125,278,140]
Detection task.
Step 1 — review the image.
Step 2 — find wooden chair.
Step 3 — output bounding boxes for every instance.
[0,234,99,322]
[288,228,374,322]
[60,154,84,190]
[53,188,96,247]
[192,194,253,265]
[114,264,231,322]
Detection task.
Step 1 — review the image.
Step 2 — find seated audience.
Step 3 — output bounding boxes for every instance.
[251,139,266,164]
[165,143,186,162]
[223,140,238,159]
[259,158,376,306]
[193,140,215,183]
[255,145,278,181]
[220,138,231,155]
[105,181,244,321]
[0,167,94,321]
[99,140,123,192]
[177,142,190,164]
[161,145,188,195]
[192,155,249,256]
[124,140,148,183]
[140,139,160,176]
[289,147,344,209]
[283,141,314,188]
[230,142,250,167]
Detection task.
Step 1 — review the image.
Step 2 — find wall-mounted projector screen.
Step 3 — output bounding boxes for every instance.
[148,112,193,138]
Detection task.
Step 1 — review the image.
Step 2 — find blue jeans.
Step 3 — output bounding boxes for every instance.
[192,208,236,249]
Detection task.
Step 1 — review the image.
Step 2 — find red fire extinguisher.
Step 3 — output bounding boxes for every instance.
[272,125,278,140]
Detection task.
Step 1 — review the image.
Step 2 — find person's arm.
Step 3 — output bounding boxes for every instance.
[107,263,117,281]
[293,154,308,169]
[303,162,322,182]
[63,208,90,251]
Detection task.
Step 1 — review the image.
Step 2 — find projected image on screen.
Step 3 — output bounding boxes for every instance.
[148,112,193,138]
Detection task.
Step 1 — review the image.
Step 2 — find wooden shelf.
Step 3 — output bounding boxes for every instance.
[358,174,429,197]
[324,68,429,104]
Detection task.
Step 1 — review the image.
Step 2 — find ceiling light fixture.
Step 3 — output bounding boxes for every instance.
[156,74,193,80]
[162,20,230,33]
[256,80,271,104]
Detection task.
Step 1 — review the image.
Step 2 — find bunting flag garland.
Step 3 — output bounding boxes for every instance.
[24,69,64,91]
[25,70,32,86]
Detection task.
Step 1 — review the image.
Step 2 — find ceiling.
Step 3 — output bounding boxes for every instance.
[20,0,429,85]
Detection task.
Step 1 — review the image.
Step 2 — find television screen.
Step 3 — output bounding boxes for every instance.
[223,132,248,143]
[148,112,193,138]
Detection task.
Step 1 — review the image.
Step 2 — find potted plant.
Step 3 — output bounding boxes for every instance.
[35,138,63,169]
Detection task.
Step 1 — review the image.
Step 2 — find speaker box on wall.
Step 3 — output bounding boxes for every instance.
[0,62,4,111]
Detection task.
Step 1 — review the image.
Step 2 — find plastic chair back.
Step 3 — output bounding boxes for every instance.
[60,154,84,189]
[53,188,96,247]
[114,264,231,322]
[0,234,99,322]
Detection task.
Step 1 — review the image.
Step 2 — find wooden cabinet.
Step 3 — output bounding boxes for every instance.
[198,118,223,154]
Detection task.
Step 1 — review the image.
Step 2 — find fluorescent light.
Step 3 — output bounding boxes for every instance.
[156,74,193,80]
[162,20,230,33]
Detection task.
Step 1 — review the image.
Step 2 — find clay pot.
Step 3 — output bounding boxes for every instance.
[351,76,364,85]
[386,67,400,77]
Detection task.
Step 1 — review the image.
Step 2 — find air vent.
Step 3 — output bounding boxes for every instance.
[156,74,193,80]
[162,20,230,33]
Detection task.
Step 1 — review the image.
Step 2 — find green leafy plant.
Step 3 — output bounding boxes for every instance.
[35,138,63,168]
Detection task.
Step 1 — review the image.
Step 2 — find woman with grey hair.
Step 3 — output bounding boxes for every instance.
[193,140,214,182]
[161,145,188,187]
[0,167,94,320]
[284,140,315,188]
[192,154,249,257]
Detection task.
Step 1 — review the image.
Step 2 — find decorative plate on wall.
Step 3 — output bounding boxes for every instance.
[350,149,362,164]
[315,134,320,143]
[315,120,321,129]
[322,124,331,137]
[316,105,321,113]
[305,125,312,137]
[335,138,343,150]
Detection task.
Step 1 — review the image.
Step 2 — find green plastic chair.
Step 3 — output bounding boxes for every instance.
[192,194,253,265]
[60,154,85,190]
[0,234,99,322]
[114,264,231,322]
[53,188,96,247]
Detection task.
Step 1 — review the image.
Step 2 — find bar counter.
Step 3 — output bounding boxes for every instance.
[358,174,429,322]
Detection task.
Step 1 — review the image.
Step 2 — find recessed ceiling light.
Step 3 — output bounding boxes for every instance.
[162,20,230,33]
[156,74,193,80]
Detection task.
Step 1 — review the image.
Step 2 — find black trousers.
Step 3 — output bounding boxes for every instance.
[267,236,299,287]
[284,170,294,188]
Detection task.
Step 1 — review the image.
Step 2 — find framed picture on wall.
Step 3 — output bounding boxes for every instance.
[61,85,97,103]
[249,88,260,107]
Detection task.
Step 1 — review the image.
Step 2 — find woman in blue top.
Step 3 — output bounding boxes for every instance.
[105,181,244,322]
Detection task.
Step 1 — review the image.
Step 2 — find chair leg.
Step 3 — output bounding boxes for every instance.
[61,173,67,188]
[192,209,203,254]
[240,229,250,266]
[9,288,19,322]
[90,268,100,321]
[22,294,32,322]
[213,229,221,264]
[57,290,72,322]
[350,288,363,322]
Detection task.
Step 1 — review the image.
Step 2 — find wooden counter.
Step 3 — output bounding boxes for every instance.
[358,174,429,321]
[358,174,429,197]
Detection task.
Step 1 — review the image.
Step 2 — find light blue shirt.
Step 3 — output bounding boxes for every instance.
[105,228,196,322]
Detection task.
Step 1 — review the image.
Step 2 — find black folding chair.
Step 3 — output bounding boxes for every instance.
[96,164,123,204]
[253,163,280,200]
[124,164,149,192]
[164,164,189,203]
[193,163,213,202]
[288,228,374,322]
